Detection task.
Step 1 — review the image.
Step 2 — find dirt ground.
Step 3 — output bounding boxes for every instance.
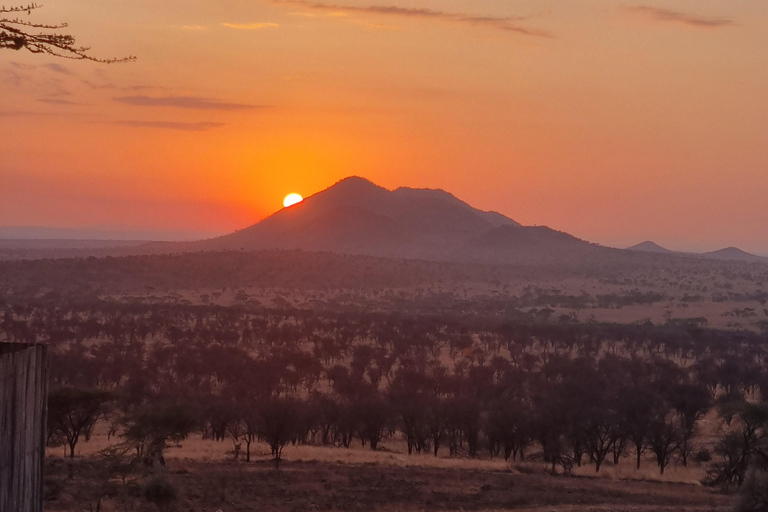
[44,456,734,512]
[45,427,734,512]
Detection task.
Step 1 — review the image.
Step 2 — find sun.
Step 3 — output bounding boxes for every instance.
[283,193,304,208]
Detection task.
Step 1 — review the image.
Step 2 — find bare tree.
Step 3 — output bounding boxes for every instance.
[0,3,134,62]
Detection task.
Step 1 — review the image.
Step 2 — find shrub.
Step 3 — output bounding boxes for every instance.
[737,469,768,512]
[143,475,178,510]
[694,448,712,463]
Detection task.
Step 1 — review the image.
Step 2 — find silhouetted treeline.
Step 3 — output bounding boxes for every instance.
[2,250,767,308]
[4,300,768,477]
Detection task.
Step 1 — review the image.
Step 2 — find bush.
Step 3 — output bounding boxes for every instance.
[143,475,178,510]
[737,469,768,512]
[694,448,712,463]
[122,402,199,466]
[513,463,536,475]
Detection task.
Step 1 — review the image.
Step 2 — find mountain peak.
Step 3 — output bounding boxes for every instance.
[337,175,376,184]
[627,241,672,253]
[326,175,385,193]
[198,175,538,260]
[307,176,389,204]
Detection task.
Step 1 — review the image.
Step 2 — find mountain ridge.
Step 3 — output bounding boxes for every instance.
[184,176,600,264]
[3,177,766,266]
[628,240,767,263]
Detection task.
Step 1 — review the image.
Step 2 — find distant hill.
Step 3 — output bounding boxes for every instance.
[5,177,766,267]
[627,241,674,254]
[703,247,768,263]
[628,240,767,263]
[180,176,607,264]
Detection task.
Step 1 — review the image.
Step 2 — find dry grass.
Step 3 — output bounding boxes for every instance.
[55,421,712,486]
[44,454,733,512]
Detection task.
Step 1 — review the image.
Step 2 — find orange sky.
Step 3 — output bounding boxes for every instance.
[2,0,767,253]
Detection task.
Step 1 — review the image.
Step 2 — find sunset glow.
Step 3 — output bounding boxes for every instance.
[2,1,768,253]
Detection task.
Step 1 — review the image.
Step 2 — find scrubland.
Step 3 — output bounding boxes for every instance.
[3,250,768,511]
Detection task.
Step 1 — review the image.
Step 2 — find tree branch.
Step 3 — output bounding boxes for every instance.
[0,3,135,62]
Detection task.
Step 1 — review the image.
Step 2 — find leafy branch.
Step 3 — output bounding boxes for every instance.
[0,3,134,62]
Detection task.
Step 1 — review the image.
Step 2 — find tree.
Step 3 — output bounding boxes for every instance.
[736,468,768,512]
[1,3,133,62]
[255,396,303,468]
[618,383,659,469]
[142,475,178,511]
[121,402,199,466]
[353,392,391,451]
[425,397,447,457]
[706,402,768,490]
[486,399,532,462]
[671,382,711,466]
[240,407,260,463]
[388,369,432,455]
[47,387,113,458]
[647,411,682,475]
[444,395,481,457]
[584,410,615,473]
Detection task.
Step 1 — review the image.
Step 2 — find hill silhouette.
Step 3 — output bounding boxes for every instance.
[185,176,606,264]
[627,241,674,254]
[702,247,768,263]
[4,177,766,267]
[627,240,767,263]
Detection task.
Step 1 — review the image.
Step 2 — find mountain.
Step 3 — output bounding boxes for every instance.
[627,241,674,254]
[702,247,768,263]
[185,176,604,264]
[626,241,767,263]
[9,177,764,267]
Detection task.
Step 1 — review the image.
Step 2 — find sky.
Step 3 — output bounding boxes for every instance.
[1,0,767,252]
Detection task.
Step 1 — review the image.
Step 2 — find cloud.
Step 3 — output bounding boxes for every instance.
[626,6,733,28]
[117,120,225,131]
[42,63,73,75]
[38,98,81,106]
[179,25,209,31]
[0,110,47,117]
[222,22,279,30]
[271,0,549,37]
[9,61,35,70]
[0,110,91,118]
[114,95,267,110]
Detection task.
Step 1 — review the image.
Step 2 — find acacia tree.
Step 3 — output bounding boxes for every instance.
[0,3,133,62]
[706,402,768,490]
[120,402,199,466]
[47,387,114,458]
[255,396,303,468]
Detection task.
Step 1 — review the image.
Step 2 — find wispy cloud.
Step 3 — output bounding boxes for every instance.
[0,110,48,117]
[117,120,225,131]
[42,63,72,75]
[271,0,549,37]
[179,25,209,31]
[0,110,93,118]
[9,61,35,71]
[114,95,267,111]
[222,22,279,30]
[38,98,81,106]
[625,6,733,28]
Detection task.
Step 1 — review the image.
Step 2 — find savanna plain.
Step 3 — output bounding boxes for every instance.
[4,246,768,512]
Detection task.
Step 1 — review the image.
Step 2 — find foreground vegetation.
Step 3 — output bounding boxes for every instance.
[3,250,768,510]
[44,454,733,512]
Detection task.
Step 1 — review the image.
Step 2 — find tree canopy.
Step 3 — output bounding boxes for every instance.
[0,3,133,62]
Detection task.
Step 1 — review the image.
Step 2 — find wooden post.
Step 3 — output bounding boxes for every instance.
[1,343,49,512]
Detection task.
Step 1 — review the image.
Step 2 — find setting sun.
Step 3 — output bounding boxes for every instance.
[283,193,304,208]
